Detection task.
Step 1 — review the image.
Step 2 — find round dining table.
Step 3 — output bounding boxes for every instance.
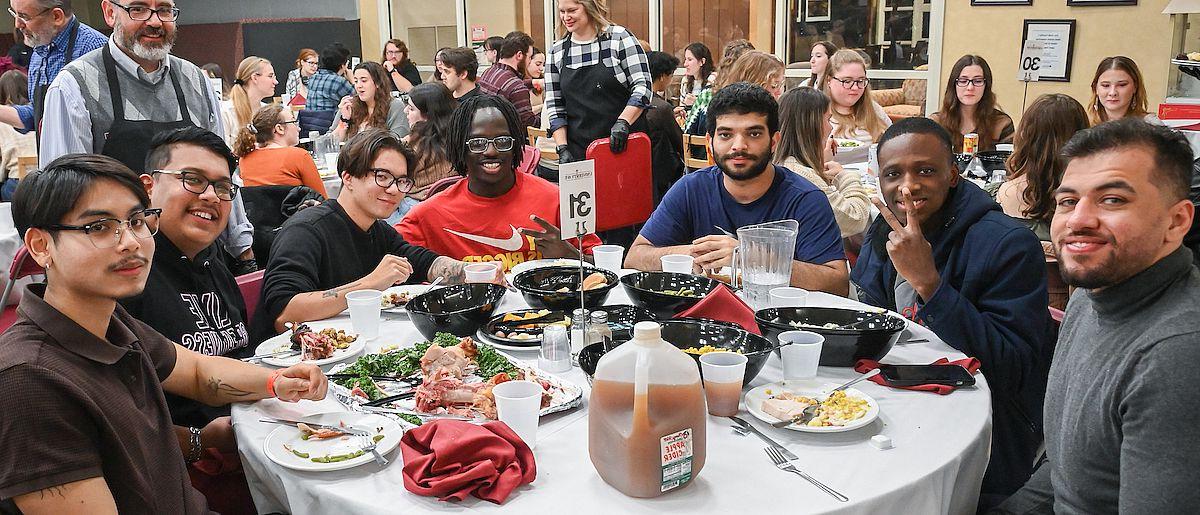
[232,285,991,515]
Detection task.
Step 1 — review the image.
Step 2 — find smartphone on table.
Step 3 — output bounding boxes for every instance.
[877,364,975,387]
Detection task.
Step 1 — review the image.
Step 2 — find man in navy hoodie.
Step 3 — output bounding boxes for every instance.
[850,117,1053,509]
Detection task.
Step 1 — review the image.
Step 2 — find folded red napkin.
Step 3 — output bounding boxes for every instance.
[400,420,536,504]
[673,284,762,334]
[854,357,982,395]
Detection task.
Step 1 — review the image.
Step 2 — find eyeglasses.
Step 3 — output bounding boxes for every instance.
[371,169,414,192]
[303,60,319,66]
[278,119,299,126]
[46,208,162,249]
[7,6,54,22]
[955,78,987,88]
[832,78,868,90]
[254,71,277,80]
[153,170,239,201]
[108,1,180,22]
[465,136,516,154]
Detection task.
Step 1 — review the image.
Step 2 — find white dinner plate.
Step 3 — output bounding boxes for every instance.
[263,412,402,472]
[255,319,366,367]
[381,284,440,314]
[475,329,541,352]
[744,382,879,433]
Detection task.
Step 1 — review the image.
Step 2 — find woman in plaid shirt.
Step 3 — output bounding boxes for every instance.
[544,0,651,169]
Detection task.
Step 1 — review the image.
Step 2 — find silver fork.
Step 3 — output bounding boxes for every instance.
[358,434,389,466]
[763,447,849,502]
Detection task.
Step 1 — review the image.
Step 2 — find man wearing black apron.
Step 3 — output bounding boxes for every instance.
[39,0,257,272]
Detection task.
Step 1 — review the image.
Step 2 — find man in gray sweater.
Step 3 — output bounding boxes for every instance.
[996,119,1200,513]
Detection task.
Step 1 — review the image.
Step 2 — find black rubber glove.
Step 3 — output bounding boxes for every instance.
[609,118,631,153]
[231,258,259,276]
[556,144,578,164]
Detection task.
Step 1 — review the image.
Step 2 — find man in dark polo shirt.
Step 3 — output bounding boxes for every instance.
[0,154,327,513]
[120,127,250,459]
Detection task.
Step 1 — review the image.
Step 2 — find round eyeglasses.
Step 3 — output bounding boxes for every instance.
[371,168,414,192]
[45,208,162,249]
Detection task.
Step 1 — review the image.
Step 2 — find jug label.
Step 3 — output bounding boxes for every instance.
[659,428,694,492]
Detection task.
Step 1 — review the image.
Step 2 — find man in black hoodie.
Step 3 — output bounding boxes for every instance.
[850,117,1053,509]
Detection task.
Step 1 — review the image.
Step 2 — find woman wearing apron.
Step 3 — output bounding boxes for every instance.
[544,0,651,245]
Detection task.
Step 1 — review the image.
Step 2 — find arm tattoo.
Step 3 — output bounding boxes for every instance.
[206,377,253,398]
[321,284,356,298]
[429,256,466,284]
[38,486,66,499]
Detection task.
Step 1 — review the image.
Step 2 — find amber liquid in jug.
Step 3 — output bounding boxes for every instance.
[589,322,707,498]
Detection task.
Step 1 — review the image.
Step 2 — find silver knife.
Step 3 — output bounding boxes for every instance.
[241,349,300,362]
[728,415,799,460]
[258,417,371,436]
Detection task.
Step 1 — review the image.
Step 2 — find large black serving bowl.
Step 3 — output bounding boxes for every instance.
[593,304,657,341]
[660,318,771,386]
[407,283,506,340]
[620,271,720,319]
[954,151,1011,175]
[512,266,619,311]
[754,307,905,367]
[577,341,610,385]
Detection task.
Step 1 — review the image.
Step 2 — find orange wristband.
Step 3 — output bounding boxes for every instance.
[266,370,282,398]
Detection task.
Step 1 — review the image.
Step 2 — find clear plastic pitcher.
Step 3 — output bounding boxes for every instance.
[589,322,707,498]
[731,219,798,309]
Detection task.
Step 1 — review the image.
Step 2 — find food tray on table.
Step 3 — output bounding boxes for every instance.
[329,333,584,420]
[254,319,365,367]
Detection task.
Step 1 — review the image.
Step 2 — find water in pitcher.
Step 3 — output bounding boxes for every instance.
[742,270,789,310]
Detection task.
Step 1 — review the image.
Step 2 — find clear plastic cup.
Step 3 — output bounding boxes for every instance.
[539,325,572,373]
[592,245,625,274]
[769,287,810,308]
[492,380,544,448]
[324,153,341,171]
[779,330,824,382]
[464,262,500,283]
[661,254,695,274]
[699,351,747,416]
[345,289,383,340]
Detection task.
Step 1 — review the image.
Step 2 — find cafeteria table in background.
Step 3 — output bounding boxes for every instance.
[232,289,991,515]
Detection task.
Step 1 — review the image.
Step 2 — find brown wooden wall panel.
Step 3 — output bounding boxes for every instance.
[660,0,750,61]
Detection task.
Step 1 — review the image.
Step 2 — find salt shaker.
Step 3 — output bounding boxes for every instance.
[570,308,589,366]
[587,311,613,351]
[539,325,572,373]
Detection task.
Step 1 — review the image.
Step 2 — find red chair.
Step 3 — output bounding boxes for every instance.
[586,132,653,232]
[0,247,45,331]
[236,270,265,324]
[1049,306,1065,338]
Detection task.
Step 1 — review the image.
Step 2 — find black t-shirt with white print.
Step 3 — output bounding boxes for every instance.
[121,232,250,427]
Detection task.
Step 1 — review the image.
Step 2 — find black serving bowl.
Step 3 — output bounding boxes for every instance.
[619,271,720,319]
[593,304,657,342]
[660,318,772,386]
[407,283,506,340]
[976,150,1011,173]
[754,307,905,367]
[512,266,619,311]
[578,341,611,385]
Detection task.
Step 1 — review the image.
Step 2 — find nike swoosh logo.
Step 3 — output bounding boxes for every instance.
[444,225,525,252]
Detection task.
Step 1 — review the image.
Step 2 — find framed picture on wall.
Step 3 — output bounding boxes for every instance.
[1066,0,1136,5]
[805,0,831,22]
[1021,19,1076,81]
[971,0,1033,5]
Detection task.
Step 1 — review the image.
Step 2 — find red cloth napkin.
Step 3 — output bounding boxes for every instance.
[854,357,982,395]
[674,284,761,334]
[400,420,536,504]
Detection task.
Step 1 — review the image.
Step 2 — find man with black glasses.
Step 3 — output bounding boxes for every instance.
[39,0,257,274]
[0,153,326,513]
[257,129,496,341]
[0,0,106,138]
[397,94,599,273]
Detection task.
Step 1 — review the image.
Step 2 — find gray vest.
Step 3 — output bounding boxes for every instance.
[62,47,216,153]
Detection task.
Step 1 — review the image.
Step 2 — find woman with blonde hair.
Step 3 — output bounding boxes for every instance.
[233,104,328,197]
[285,48,318,101]
[545,0,652,172]
[1087,56,1158,126]
[222,56,277,145]
[775,87,870,236]
[930,55,1014,152]
[324,61,409,144]
[823,49,890,143]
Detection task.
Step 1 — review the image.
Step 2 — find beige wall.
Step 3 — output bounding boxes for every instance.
[359,0,382,63]
[940,0,1173,124]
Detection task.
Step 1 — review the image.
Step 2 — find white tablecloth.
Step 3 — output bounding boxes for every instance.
[232,289,991,515]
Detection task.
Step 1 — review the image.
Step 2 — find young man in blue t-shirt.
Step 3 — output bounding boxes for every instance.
[625,82,848,295]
